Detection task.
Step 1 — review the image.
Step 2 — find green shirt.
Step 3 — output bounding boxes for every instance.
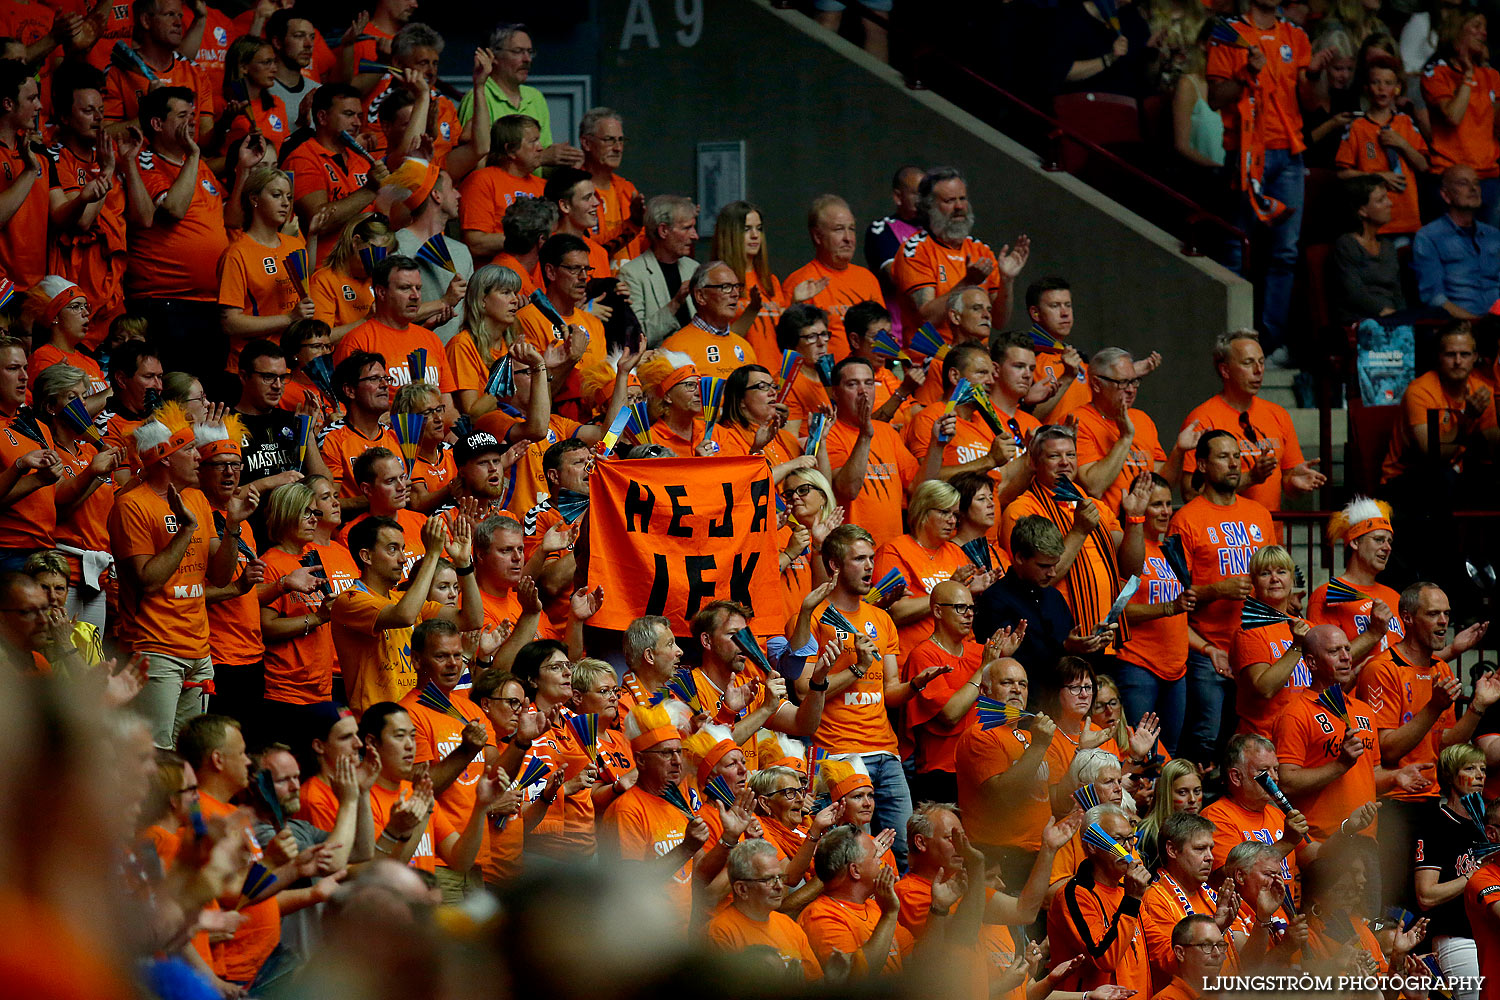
[458,77,552,148]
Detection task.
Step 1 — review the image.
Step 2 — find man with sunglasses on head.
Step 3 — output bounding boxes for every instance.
[1178,330,1324,510]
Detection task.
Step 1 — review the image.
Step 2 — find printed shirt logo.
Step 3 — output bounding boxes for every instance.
[201,177,219,195]
[213,26,228,45]
[268,114,284,132]
[864,621,879,639]
[1280,43,1293,62]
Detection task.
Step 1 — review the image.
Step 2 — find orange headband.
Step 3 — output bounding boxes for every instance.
[138,426,195,466]
[43,285,83,326]
[659,365,697,397]
[630,727,680,753]
[1346,516,1392,542]
[695,739,737,785]
[830,771,872,802]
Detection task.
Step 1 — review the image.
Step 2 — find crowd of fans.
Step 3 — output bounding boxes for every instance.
[0,1,1499,999]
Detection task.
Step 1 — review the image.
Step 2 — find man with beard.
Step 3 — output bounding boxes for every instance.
[0,61,45,292]
[1167,430,1276,767]
[233,339,332,487]
[892,167,1030,345]
[708,839,824,980]
[445,430,526,524]
[267,9,318,124]
[784,194,884,360]
[46,64,129,339]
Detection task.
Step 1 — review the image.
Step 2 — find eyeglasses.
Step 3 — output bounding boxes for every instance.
[1184,941,1229,953]
[1063,683,1095,694]
[736,873,786,886]
[493,697,524,710]
[936,603,975,615]
[1095,374,1142,390]
[204,461,243,473]
[501,46,535,56]
[62,301,90,313]
[745,382,776,394]
[639,747,683,758]
[554,263,594,278]
[416,405,444,419]
[1238,410,1259,444]
[252,371,290,384]
[1095,698,1121,711]
[783,483,818,501]
[299,507,320,521]
[798,330,832,343]
[766,786,805,800]
[184,394,207,405]
[173,784,199,796]
[358,374,394,385]
[931,509,959,520]
[703,282,743,295]
[588,134,627,146]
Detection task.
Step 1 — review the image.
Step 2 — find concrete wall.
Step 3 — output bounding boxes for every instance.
[597,0,1254,432]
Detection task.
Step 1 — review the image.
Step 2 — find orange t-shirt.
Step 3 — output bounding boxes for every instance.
[891,231,1002,342]
[661,322,759,380]
[1047,870,1152,998]
[1001,487,1123,634]
[823,418,919,551]
[1118,539,1189,681]
[1271,688,1379,840]
[29,346,108,397]
[1200,795,1298,888]
[0,418,55,549]
[796,598,901,755]
[1334,114,1428,234]
[1166,494,1276,650]
[400,686,490,868]
[103,50,214,129]
[319,421,400,498]
[53,436,115,585]
[512,301,607,410]
[781,258,883,362]
[108,484,214,658]
[1034,346,1091,426]
[707,906,823,980]
[411,447,456,500]
[1463,860,1500,1000]
[798,894,913,976]
[1230,619,1311,738]
[1073,403,1167,514]
[333,319,455,395]
[1421,61,1500,178]
[261,545,336,705]
[369,780,437,872]
[0,136,50,290]
[1381,370,1497,482]
[1178,394,1306,514]
[362,79,459,162]
[1307,578,1403,661]
[736,268,784,364]
[1356,648,1455,801]
[493,251,540,296]
[903,405,1006,480]
[224,93,293,153]
[309,265,373,328]
[338,507,427,579]
[599,784,695,919]
[480,743,531,885]
[523,712,599,859]
[46,140,128,343]
[955,722,1050,850]
[471,410,579,519]
[283,140,374,266]
[591,171,644,263]
[904,635,981,774]
[457,166,544,262]
[127,150,230,300]
[198,791,280,984]
[873,534,970,662]
[1207,15,1311,154]
[218,230,308,368]
[445,329,508,394]
[781,365,832,426]
[1141,875,1236,994]
[207,517,262,666]
[328,584,443,713]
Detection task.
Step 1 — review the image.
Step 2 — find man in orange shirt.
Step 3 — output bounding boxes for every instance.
[398,618,493,901]
[662,261,759,379]
[102,0,214,135]
[541,166,612,275]
[1463,852,1500,1000]
[333,254,455,406]
[342,447,426,577]
[708,839,823,980]
[1272,625,1380,842]
[783,194,883,360]
[902,343,1021,488]
[1000,425,1148,635]
[1168,430,1275,767]
[891,166,1029,343]
[1200,734,1307,885]
[1046,803,1153,998]
[579,107,643,263]
[494,196,553,295]
[0,60,48,293]
[798,826,913,976]
[1207,0,1325,361]
[1178,330,1323,512]
[283,83,388,267]
[826,357,925,549]
[1140,813,1239,993]
[1363,581,1493,903]
[320,351,401,510]
[126,86,232,380]
[512,233,609,415]
[1309,496,1403,664]
[0,338,63,569]
[600,701,712,921]
[112,402,251,748]
[356,702,439,869]
[457,114,546,265]
[1076,347,1192,514]
[473,514,530,642]
[1382,321,1498,486]
[1152,915,1231,1000]
[47,65,129,342]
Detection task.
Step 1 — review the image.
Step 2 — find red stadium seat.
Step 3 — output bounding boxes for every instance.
[1052,92,1142,175]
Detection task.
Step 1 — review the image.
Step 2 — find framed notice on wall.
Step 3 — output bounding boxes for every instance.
[696,140,745,237]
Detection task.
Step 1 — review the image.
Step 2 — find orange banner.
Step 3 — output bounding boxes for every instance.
[587,456,781,636]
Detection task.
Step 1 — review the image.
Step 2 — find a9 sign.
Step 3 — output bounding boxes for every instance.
[620,0,704,49]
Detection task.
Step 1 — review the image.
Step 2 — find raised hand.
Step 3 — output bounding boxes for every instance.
[102,653,149,708]
[997,235,1031,278]
[1127,713,1161,759]
[569,585,604,621]
[809,505,845,548]
[984,621,1027,661]
[419,514,448,554]
[355,746,381,792]
[1042,808,1085,852]
[167,485,198,533]
[873,827,897,859]
[330,753,360,804]
[873,863,900,912]
[792,276,830,302]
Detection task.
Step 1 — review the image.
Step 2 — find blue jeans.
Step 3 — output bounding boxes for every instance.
[1227,148,1305,353]
[864,752,913,870]
[1114,662,1187,758]
[1179,650,1235,769]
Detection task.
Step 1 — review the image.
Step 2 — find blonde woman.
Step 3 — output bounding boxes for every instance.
[778,466,843,618]
[711,200,785,363]
[310,214,393,342]
[1134,757,1202,869]
[1229,544,1311,740]
[392,381,456,512]
[446,264,528,417]
[219,164,313,368]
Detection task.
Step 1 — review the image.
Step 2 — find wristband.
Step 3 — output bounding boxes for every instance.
[849,662,868,679]
[809,678,829,691]
[1124,514,1145,524]
[455,562,475,576]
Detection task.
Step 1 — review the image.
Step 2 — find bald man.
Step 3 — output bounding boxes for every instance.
[904,578,988,802]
